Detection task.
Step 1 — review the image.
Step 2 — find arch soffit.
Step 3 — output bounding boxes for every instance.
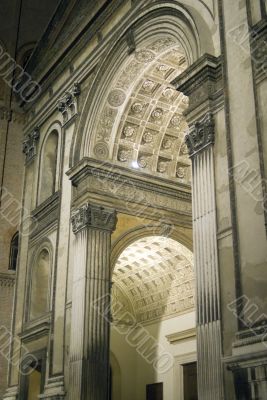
[72,2,216,165]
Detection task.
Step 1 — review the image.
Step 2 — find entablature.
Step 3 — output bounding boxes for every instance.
[67,157,192,227]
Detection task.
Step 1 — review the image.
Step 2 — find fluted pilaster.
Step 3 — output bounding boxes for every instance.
[190,122,223,398]
[174,55,225,399]
[69,203,117,400]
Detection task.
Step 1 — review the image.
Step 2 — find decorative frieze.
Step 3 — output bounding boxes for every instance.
[57,82,81,124]
[67,158,192,223]
[185,112,215,157]
[71,203,117,234]
[22,126,40,164]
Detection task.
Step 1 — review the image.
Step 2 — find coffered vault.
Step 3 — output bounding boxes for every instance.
[112,236,194,324]
[86,37,191,184]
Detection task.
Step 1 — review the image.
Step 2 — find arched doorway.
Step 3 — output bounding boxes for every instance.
[110,235,196,400]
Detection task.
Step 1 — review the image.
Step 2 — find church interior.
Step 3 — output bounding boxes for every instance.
[0,1,267,399]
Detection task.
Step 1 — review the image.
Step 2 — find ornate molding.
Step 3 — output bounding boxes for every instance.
[185,112,215,157]
[172,54,223,120]
[30,191,60,239]
[71,203,117,234]
[19,320,50,343]
[22,127,40,164]
[67,158,192,225]
[166,327,196,344]
[57,82,81,125]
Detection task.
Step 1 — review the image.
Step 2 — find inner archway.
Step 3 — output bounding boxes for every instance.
[110,235,196,400]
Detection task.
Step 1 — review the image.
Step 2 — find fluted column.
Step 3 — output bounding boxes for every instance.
[185,113,224,399]
[69,203,117,400]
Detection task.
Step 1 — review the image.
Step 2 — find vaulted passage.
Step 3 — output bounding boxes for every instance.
[110,235,196,400]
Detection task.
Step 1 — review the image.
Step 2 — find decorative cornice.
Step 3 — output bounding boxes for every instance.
[71,203,117,234]
[232,321,267,349]
[225,351,267,371]
[166,327,196,344]
[66,158,192,226]
[57,82,80,125]
[185,112,215,157]
[172,54,223,120]
[22,126,40,164]
[30,191,60,239]
[19,320,50,343]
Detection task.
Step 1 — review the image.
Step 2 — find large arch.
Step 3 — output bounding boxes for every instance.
[71,2,216,166]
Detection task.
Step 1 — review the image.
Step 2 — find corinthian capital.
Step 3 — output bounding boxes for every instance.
[185,112,215,157]
[71,203,117,234]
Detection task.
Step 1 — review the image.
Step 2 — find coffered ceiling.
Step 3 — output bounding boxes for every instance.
[112,236,194,324]
[93,37,191,184]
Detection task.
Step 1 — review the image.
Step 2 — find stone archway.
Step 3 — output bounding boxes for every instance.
[68,3,224,399]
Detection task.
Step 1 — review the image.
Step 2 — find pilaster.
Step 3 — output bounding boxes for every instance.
[173,54,225,400]
[68,203,117,400]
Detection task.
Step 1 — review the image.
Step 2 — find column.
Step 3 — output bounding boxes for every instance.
[69,203,117,400]
[173,55,225,399]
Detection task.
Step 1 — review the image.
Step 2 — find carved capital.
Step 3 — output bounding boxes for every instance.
[22,126,40,164]
[57,82,81,124]
[185,112,215,157]
[71,203,117,234]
